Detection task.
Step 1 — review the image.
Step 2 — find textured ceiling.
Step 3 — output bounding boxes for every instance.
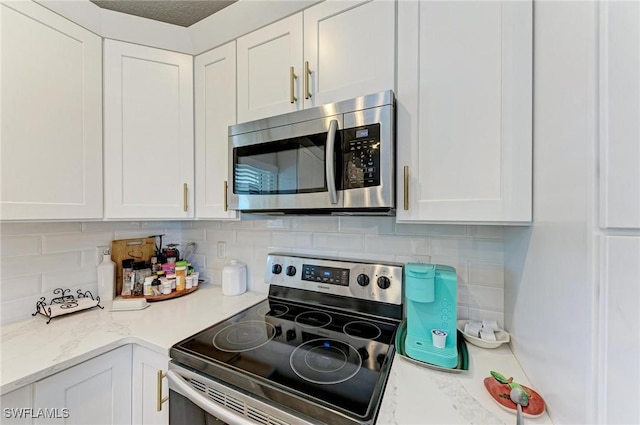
[90,0,237,27]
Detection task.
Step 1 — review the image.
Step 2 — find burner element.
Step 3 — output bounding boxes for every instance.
[343,321,382,340]
[257,303,289,318]
[294,311,332,329]
[290,339,362,385]
[213,321,275,353]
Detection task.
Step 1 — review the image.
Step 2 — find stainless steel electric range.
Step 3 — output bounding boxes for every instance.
[168,253,404,425]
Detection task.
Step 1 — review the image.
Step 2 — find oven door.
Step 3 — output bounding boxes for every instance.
[228,115,344,212]
[167,363,315,425]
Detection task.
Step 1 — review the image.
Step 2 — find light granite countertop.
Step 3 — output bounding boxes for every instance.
[1,284,553,424]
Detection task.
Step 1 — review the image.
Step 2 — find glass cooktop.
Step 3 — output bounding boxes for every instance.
[171,298,399,420]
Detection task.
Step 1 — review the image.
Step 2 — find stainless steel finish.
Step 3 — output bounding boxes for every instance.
[289,66,297,104]
[228,90,395,214]
[404,165,409,210]
[325,119,339,205]
[157,370,168,412]
[168,364,315,425]
[229,90,393,137]
[265,253,403,305]
[304,61,312,99]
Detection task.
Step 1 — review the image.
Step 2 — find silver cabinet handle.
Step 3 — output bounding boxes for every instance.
[157,370,168,412]
[304,61,312,99]
[289,66,297,104]
[166,370,255,425]
[325,120,339,205]
[403,166,409,210]
[223,180,228,212]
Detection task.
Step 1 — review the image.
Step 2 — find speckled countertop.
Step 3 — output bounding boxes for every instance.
[0,285,553,424]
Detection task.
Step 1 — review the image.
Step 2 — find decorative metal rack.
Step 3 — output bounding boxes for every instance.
[33,288,104,324]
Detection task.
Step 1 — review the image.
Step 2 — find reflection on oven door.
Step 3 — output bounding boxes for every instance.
[170,390,226,425]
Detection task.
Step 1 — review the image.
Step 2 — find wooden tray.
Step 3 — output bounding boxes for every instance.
[111,237,156,296]
[122,286,198,302]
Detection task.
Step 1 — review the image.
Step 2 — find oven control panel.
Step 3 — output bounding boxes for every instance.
[265,253,403,305]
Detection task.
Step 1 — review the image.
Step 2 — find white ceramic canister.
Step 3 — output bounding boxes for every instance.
[222,259,247,296]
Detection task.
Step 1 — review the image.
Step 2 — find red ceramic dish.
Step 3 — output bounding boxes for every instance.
[483,377,546,418]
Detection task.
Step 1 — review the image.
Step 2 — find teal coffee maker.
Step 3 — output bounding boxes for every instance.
[404,263,458,368]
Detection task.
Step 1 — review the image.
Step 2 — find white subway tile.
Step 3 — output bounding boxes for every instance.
[250,218,291,230]
[205,229,236,244]
[42,268,97,292]
[468,262,504,287]
[180,228,207,242]
[189,220,221,230]
[467,307,503,328]
[189,253,207,271]
[460,284,504,312]
[430,257,469,284]
[271,232,313,249]
[82,221,141,232]
[1,236,42,257]
[237,230,271,246]
[339,217,394,234]
[0,275,41,301]
[342,251,394,263]
[291,217,339,232]
[467,225,504,239]
[1,297,41,324]
[395,223,467,237]
[220,219,254,229]
[43,232,113,254]
[141,221,183,229]
[457,305,469,321]
[313,233,363,251]
[364,235,428,255]
[0,222,81,235]
[430,238,504,263]
[1,252,82,279]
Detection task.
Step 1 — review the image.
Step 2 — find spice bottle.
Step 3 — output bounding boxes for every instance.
[175,263,187,292]
[143,276,155,296]
[121,259,134,296]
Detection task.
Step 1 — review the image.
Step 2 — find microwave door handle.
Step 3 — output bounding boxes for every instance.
[166,370,255,425]
[325,119,339,204]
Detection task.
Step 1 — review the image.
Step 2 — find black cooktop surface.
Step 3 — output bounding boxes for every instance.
[171,298,399,419]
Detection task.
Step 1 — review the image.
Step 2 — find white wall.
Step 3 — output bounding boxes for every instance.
[505,1,640,424]
[1,219,507,327]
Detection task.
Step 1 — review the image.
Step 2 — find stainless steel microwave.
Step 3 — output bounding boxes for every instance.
[228,90,395,215]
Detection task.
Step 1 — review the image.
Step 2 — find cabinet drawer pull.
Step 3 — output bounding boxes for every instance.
[304,61,312,99]
[223,180,228,212]
[157,370,168,412]
[404,166,409,210]
[290,67,298,104]
[183,183,188,212]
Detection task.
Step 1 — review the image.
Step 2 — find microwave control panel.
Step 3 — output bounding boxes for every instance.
[342,124,381,189]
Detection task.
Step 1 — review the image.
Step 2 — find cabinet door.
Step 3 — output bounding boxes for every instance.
[195,41,238,219]
[237,14,303,123]
[599,0,640,229]
[104,40,194,219]
[397,0,532,223]
[1,385,33,425]
[303,0,395,108]
[33,345,132,425]
[132,346,169,425]
[0,1,102,220]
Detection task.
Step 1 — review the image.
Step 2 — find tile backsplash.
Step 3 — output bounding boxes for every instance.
[1,217,504,326]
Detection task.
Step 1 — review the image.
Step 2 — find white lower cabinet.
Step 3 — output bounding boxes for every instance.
[396,0,532,223]
[132,346,170,425]
[1,385,34,425]
[33,345,132,425]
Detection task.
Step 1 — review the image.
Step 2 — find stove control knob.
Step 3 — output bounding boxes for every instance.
[272,264,282,275]
[286,265,297,276]
[356,274,370,286]
[286,329,296,341]
[377,276,391,289]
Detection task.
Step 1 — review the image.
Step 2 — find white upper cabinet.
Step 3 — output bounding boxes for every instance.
[237,0,395,123]
[237,15,303,123]
[104,40,194,219]
[396,0,533,223]
[599,0,640,229]
[303,0,395,108]
[195,41,238,219]
[0,1,102,221]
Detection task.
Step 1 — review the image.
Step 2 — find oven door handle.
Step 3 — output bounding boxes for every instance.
[166,370,255,425]
[325,119,339,205]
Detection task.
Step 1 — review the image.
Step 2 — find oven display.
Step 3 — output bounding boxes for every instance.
[302,264,349,286]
